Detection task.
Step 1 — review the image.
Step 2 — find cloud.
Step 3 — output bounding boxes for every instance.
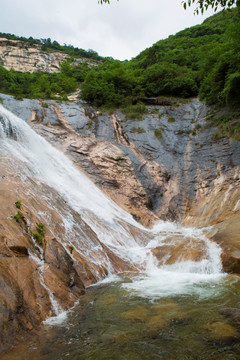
[0,0,218,60]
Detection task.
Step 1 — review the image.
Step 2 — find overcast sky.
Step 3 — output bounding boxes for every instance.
[0,0,218,60]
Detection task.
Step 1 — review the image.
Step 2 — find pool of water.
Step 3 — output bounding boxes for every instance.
[3,273,240,360]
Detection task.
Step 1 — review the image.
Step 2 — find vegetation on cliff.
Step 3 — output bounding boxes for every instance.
[80,9,240,109]
[0,9,239,111]
[0,32,103,61]
[0,60,89,100]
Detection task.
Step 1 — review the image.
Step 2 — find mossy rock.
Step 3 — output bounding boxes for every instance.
[120,306,149,322]
[203,321,238,340]
[97,294,117,307]
[145,314,167,331]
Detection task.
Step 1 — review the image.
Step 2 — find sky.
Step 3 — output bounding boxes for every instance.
[0,0,218,60]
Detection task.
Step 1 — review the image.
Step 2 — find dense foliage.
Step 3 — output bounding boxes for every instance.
[0,60,90,100]
[80,9,240,108]
[0,9,239,110]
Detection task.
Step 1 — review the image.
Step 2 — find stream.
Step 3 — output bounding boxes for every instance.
[2,273,240,360]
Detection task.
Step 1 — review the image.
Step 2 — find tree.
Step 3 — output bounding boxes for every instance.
[99,0,239,14]
[183,0,240,14]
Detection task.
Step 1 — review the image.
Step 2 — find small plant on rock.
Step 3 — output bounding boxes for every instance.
[15,200,22,209]
[154,128,163,139]
[33,223,46,246]
[14,212,24,223]
[168,116,175,123]
[130,127,146,134]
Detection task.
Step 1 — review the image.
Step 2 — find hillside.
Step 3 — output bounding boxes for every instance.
[80,9,240,109]
[0,9,239,110]
[0,34,103,100]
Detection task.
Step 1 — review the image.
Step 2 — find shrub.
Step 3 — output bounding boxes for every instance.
[168,116,175,123]
[122,103,148,120]
[195,124,201,130]
[130,127,146,134]
[178,130,185,135]
[33,232,43,245]
[33,223,46,246]
[15,200,22,209]
[222,72,240,106]
[13,212,24,223]
[154,128,163,139]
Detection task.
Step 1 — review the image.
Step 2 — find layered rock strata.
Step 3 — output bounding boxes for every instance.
[0,93,240,352]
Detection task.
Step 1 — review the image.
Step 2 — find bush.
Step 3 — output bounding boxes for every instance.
[130,127,146,133]
[33,231,43,245]
[154,128,163,138]
[33,223,46,246]
[122,103,148,120]
[13,212,24,223]
[222,72,240,106]
[15,200,22,209]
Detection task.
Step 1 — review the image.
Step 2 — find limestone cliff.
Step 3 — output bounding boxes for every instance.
[0,38,99,73]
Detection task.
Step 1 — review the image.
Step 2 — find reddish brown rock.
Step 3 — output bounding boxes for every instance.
[151,236,207,265]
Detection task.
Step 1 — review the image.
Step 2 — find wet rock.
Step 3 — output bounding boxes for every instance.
[0,156,108,351]
[203,322,238,340]
[120,306,149,322]
[219,308,240,323]
[113,331,129,344]
[145,315,167,332]
[9,246,29,257]
[151,236,207,265]
[97,294,117,307]
[0,92,240,354]
[44,238,85,301]
[3,93,240,231]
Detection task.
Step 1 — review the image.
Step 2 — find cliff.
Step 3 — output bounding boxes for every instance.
[0,93,239,352]
[0,37,99,73]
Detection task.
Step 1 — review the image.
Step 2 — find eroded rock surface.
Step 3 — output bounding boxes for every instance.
[0,153,142,352]
[0,93,240,352]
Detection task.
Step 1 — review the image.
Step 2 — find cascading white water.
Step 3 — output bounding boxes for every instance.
[0,104,225,303]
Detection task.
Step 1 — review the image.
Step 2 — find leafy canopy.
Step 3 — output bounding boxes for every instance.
[183,0,240,15]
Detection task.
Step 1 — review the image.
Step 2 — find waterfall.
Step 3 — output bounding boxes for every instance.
[0,104,225,302]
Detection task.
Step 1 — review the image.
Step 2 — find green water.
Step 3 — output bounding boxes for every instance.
[3,274,240,360]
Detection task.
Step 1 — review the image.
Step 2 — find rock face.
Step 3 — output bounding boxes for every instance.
[0,93,240,352]
[0,38,99,73]
[0,151,139,352]
[1,93,239,226]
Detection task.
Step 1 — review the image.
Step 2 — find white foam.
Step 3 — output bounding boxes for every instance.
[123,268,225,299]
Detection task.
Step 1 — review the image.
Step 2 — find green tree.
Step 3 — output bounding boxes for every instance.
[183,0,240,14]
